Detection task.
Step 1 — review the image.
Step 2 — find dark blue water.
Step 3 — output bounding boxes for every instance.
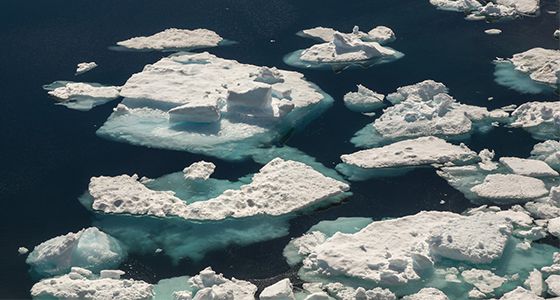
[0,0,558,298]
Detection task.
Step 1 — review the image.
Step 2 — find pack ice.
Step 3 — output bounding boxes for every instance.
[96,52,333,160]
[430,0,540,21]
[284,25,403,70]
[115,28,225,51]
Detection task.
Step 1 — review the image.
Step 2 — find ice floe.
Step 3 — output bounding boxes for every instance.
[509,101,560,140]
[259,278,295,300]
[96,52,333,161]
[351,80,509,148]
[286,26,403,70]
[430,0,540,21]
[31,268,153,300]
[115,28,224,51]
[337,136,479,180]
[183,161,216,180]
[531,140,560,171]
[485,28,503,35]
[494,48,560,94]
[43,81,121,111]
[26,227,125,277]
[75,62,97,75]
[343,84,385,113]
[82,157,349,262]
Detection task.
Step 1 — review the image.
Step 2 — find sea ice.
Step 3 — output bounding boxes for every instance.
[351,80,509,148]
[43,81,120,111]
[18,247,29,255]
[26,227,126,277]
[115,28,224,51]
[509,101,560,140]
[75,62,97,75]
[499,157,559,177]
[531,140,560,171]
[259,278,295,300]
[429,0,540,20]
[494,48,560,94]
[96,52,333,160]
[31,268,153,300]
[183,161,216,180]
[485,29,502,35]
[286,26,403,70]
[337,136,479,180]
[343,85,385,113]
[402,288,449,300]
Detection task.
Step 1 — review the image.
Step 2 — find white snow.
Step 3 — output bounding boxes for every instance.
[260,278,295,300]
[76,62,97,75]
[88,158,349,221]
[343,84,385,112]
[402,288,449,300]
[98,52,329,160]
[298,211,514,286]
[470,174,549,203]
[340,136,479,169]
[116,28,223,51]
[509,101,560,140]
[31,269,153,300]
[44,81,120,111]
[26,227,125,276]
[499,157,559,177]
[183,161,216,180]
[188,267,257,299]
[548,217,560,237]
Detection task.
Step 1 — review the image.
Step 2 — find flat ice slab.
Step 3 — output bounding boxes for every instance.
[75,62,97,75]
[430,0,540,20]
[115,28,224,51]
[97,52,332,160]
[471,174,549,202]
[44,81,120,111]
[340,136,479,169]
[499,157,559,177]
[509,101,560,140]
[343,84,385,112]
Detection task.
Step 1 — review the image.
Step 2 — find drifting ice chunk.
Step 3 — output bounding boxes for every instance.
[343,85,385,112]
[31,269,153,300]
[461,269,506,295]
[168,97,221,123]
[340,136,478,169]
[75,62,97,75]
[546,274,560,296]
[499,287,544,299]
[352,81,508,147]
[471,174,549,203]
[116,28,223,51]
[430,0,540,20]
[299,25,395,44]
[499,157,558,177]
[188,267,257,299]
[98,52,330,161]
[485,29,502,35]
[260,279,295,300]
[183,161,216,180]
[299,27,338,42]
[18,247,29,255]
[494,48,560,93]
[531,140,560,171]
[509,101,560,140]
[44,81,120,111]
[366,26,396,44]
[524,269,544,296]
[402,288,449,300]
[26,227,125,277]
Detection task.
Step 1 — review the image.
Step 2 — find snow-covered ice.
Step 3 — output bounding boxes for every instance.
[43,81,120,111]
[509,101,560,140]
[259,278,295,300]
[343,84,385,112]
[430,0,540,21]
[183,161,216,180]
[96,52,333,160]
[499,157,559,177]
[115,28,224,51]
[494,48,560,94]
[531,140,560,171]
[351,80,509,148]
[26,227,125,277]
[485,29,502,35]
[75,62,97,75]
[31,268,153,300]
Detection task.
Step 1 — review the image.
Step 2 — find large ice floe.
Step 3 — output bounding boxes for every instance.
[429,0,541,21]
[494,48,560,94]
[25,227,126,277]
[114,28,226,52]
[350,80,509,148]
[284,25,403,70]
[96,51,334,161]
[43,81,121,111]
[80,158,350,262]
[284,210,558,299]
[336,136,480,180]
[508,101,560,140]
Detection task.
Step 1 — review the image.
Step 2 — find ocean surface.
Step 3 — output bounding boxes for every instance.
[0,0,558,298]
